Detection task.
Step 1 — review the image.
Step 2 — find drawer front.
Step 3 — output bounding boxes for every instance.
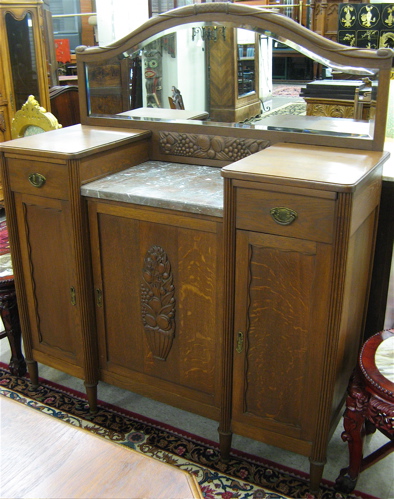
[236,188,335,243]
[7,158,69,199]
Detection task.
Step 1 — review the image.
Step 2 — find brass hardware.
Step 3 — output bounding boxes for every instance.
[270,207,298,226]
[96,288,103,307]
[28,173,46,188]
[236,331,244,354]
[70,287,76,306]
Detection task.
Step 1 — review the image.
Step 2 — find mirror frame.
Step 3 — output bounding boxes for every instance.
[76,2,393,151]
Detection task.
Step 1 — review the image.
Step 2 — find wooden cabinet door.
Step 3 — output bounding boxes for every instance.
[232,230,332,453]
[14,192,84,375]
[89,201,223,419]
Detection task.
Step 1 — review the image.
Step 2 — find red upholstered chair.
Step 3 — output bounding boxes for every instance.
[0,218,26,376]
[335,329,394,493]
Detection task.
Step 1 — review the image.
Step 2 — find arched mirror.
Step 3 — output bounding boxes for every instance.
[76,3,393,150]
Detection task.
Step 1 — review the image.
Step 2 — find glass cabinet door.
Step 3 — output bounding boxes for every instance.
[237,29,256,97]
[5,12,40,111]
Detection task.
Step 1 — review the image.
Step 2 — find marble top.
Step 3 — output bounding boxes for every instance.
[376,335,394,383]
[81,161,224,217]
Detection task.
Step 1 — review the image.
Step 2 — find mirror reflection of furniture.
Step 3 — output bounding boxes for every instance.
[301,78,374,119]
[49,85,80,127]
[11,95,62,140]
[169,86,185,110]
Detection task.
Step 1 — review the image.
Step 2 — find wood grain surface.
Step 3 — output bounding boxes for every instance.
[0,396,202,499]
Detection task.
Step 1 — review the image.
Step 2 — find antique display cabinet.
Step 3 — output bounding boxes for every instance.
[0,3,392,494]
[0,0,57,141]
[209,26,261,122]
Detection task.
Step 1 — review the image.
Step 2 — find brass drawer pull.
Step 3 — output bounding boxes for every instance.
[28,173,46,188]
[270,207,298,226]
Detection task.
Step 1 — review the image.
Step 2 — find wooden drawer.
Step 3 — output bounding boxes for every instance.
[7,158,69,199]
[236,187,336,243]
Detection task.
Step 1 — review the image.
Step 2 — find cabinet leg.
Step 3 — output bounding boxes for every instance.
[218,429,232,461]
[309,460,324,494]
[27,360,39,388]
[85,382,98,413]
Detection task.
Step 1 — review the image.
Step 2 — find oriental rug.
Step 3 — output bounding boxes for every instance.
[0,365,377,499]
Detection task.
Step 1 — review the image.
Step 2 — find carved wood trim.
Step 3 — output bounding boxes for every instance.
[141,245,176,361]
[307,103,355,119]
[159,132,269,162]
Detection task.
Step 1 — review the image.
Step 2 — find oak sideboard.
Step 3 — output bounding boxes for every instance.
[1,3,392,494]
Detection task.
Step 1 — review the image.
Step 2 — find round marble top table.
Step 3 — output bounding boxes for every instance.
[335,329,394,493]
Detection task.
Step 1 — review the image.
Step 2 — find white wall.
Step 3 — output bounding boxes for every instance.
[96,0,149,46]
[176,27,206,111]
[140,25,207,111]
[259,35,273,102]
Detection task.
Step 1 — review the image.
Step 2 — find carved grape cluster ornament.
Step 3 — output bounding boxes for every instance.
[140,246,176,361]
[159,131,269,161]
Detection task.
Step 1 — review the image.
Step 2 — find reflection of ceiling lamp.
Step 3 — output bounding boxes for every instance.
[192,26,226,42]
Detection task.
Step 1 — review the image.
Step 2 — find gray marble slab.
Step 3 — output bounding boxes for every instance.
[81,161,224,217]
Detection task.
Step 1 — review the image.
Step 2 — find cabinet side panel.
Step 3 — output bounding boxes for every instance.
[15,194,81,364]
[332,208,378,415]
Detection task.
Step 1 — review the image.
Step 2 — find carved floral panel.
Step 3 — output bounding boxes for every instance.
[141,245,176,361]
[159,131,269,162]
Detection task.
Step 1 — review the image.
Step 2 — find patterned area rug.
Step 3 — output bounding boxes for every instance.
[0,365,377,499]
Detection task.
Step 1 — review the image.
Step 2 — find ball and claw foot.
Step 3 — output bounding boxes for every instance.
[9,357,27,377]
[334,471,357,494]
